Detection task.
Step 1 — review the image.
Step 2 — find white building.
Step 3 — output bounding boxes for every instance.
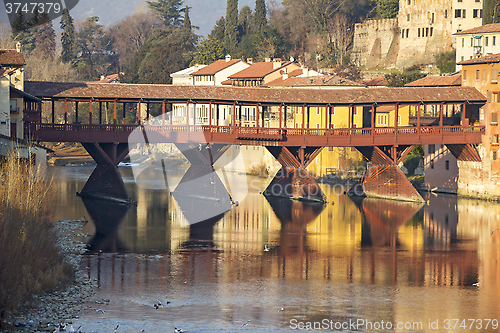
[454,23,500,70]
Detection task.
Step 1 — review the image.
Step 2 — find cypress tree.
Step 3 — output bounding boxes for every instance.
[36,15,56,58]
[224,0,238,55]
[60,8,76,63]
[147,0,185,27]
[254,0,266,32]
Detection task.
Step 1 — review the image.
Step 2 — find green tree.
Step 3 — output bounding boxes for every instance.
[254,0,267,32]
[191,37,225,65]
[436,49,456,74]
[60,8,76,63]
[124,27,194,84]
[11,10,41,54]
[224,0,238,54]
[385,65,426,87]
[238,6,253,37]
[147,0,185,27]
[376,0,399,19]
[209,16,225,41]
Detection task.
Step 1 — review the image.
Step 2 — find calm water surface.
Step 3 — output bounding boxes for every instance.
[48,166,500,332]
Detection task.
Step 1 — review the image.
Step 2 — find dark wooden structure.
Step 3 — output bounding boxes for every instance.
[24,81,486,203]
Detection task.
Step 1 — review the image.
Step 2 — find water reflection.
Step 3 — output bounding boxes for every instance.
[45,167,500,332]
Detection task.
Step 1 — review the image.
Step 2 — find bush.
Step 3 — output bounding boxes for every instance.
[0,154,73,325]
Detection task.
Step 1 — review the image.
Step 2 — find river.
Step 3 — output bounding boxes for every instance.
[47,165,500,332]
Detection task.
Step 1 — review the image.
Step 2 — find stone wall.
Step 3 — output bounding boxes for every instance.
[351,19,399,69]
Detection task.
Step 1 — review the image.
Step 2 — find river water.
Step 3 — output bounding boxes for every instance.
[48,165,500,333]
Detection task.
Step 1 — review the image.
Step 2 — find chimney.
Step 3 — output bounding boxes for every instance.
[303,67,308,76]
[225,54,231,62]
[194,63,199,71]
[265,58,271,62]
[100,75,105,81]
[15,42,21,53]
[282,73,288,80]
[273,58,282,69]
[246,58,253,65]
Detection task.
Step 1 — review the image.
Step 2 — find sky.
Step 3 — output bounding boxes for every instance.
[0,0,260,37]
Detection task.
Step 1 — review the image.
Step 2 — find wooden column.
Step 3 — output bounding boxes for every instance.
[232,101,236,127]
[325,105,329,130]
[64,99,67,124]
[193,103,196,126]
[439,103,444,127]
[146,103,150,122]
[302,104,306,132]
[284,105,288,128]
[162,100,165,126]
[279,104,283,129]
[417,104,421,134]
[89,100,93,125]
[99,101,102,124]
[138,101,141,125]
[348,105,352,129]
[216,104,220,126]
[123,102,126,124]
[186,101,190,126]
[113,100,117,124]
[371,104,376,130]
[256,103,260,127]
[75,101,79,124]
[51,100,55,124]
[209,101,212,126]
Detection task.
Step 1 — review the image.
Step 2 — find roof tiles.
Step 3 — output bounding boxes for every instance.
[0,50,25,66]
[454,23,500,35]
[192,59,243,75]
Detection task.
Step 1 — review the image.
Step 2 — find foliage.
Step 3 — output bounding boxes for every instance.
[24,52,80,82]
[331,64,362,81]
[60,8,76,63]
[376,0,399,19]
[0,155,74,323]
[484,0,500,24]
[436,49,457,74]
[385,65,426,87]
[191,37,225,65]
[147,0,186,27]
[254,0,267,32]
[74,16,118,80]
[238,6,253,37]
[209,16,225,41]
[124,27,194,84]
[224,0,239,54]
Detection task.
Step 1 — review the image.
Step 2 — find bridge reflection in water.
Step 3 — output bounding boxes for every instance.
[74,171,500,330]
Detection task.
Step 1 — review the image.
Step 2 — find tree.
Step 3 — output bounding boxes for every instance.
[376,0,399,19]
[224,0,238,54]
[209,16,225,41]
[436,50,456,74]
[484,0,500,24]
[191,37,225,65]
[124,27,194,84]
[238,6,253,37]
[385,66,426,87]
[74,16,117,79]
[110,10,161,69]
[147,0,185,27]
[24,52,80,81]
[60,8,76,63]
[254,0,267,32]
[36,15,56,59]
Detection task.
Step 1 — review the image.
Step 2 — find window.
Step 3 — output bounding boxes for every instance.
[494,36,497,45]
[445,9,448,18]
[407,14,410,21]
[493,134,499,144]
[476,70,480,80]
[493,151,497,161]
[494,92,500,102]
[492,69,498,82]
[9,99,17,112]
[418,28,421,37]
[406,29,409,38]
[408,0,411,4]
[461,56,464,62]
[471,38,474,46]
[492,112,498,123]
[463,9,466,18]
[428,144,435,154]
[402,29,405,38]
[430,27,433,37]
[445,160,450,170]
[431,160,434,169]
[462,38,465,47]
[463,70,467,80]
[486,36,489,46]
[455,9,462,18]
[481,9,483,18]
[473,9,479,18]
[431,12,435,23]
[426,27,429,37]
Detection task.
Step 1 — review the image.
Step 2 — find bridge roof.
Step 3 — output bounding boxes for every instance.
[25,81,486,106]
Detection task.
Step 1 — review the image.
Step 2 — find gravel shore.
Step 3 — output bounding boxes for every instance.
[1,218,99,333]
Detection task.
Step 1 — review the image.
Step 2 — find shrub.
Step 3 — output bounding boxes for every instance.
[0,154,73,325]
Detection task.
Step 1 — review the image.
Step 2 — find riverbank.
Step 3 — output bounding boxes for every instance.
[1,219,98,333]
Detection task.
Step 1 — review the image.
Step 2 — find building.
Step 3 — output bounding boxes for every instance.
[225,58,301,87]
[457,53,500,198]
[351,0,484,69]
[191,55,249,86]
[170,64,206,85]
[454,23,500,70]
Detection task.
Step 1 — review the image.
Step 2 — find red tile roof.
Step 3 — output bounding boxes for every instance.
[457,53,500,65]
[0,50,25,66]
[98,74,120,83]
[25,81,486,106]
[228,61,292,79]
[264,75,365,87]
[454,23,500,35]
[192,59,244,75]
[363,77,387,86]
[405,75,461,87]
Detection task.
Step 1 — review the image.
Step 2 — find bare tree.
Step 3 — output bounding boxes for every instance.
[110,10,162,70]
[326,14,353,66]
[0,23,16,49]
[24,53,80,82]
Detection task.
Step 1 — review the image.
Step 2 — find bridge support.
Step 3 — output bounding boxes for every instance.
[78,142,132,204]
[350,145,425,203]
[264,146,327,203]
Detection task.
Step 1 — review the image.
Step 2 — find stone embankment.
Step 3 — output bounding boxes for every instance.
[1,219,103,333]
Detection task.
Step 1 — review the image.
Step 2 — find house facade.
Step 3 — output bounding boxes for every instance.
[454,23,500,70]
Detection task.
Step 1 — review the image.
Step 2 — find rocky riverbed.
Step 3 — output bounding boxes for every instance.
[1,218,103,333]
